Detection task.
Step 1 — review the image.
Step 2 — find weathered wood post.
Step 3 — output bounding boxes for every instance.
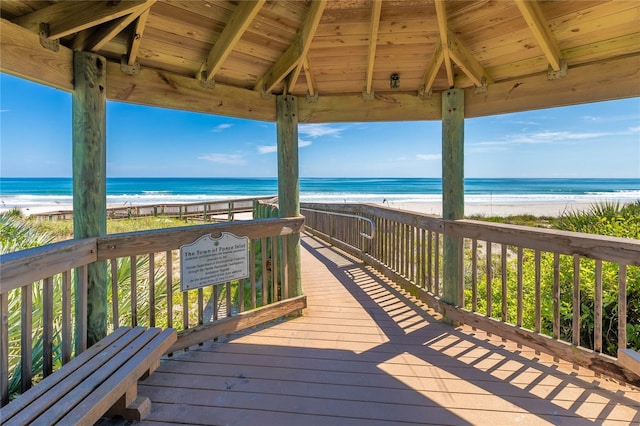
[73,51,107,347]
[441,88,464,306]
[276,95,302,298]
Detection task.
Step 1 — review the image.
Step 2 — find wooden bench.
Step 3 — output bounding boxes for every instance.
[619,348,640,377]
[0,326,176,426]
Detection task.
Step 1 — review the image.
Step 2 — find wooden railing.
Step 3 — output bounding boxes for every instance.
[301,203,640,385]
[30,196,275,221]
[0,217,305,405]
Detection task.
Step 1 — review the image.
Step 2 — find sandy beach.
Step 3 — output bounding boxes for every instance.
[2,199,607,219]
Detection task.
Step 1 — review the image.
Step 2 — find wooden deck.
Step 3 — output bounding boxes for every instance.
[133,234,640,425]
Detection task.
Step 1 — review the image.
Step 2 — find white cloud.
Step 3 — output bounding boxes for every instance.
[211,123,233,132]
[257,145,277,154]
[198,153,246,165]
[628,126,640,133]
[474,129,610,148]
[257,139,312,154]
[299,123,344,138]
[416,154,441,161]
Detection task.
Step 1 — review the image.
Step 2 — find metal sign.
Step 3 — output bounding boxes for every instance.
[180,232,249,291]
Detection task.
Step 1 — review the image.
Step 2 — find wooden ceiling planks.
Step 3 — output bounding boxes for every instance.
[1,0,638,123]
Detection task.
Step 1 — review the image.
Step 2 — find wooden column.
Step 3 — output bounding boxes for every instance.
[276,95,302,298]
[441,88,464,306]
[73,51,107,346]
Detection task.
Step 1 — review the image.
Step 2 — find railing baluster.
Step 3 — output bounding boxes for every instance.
[472,239,478,313]
[197,288,203,326]
[130,255,137,327]
[486,242,492,319]
[619,264,627,352]
[272,237,279,302]
[166,251,173,329]
[182,288,189,331]
[250,240,256,309]
[0,291,8,406]
[427,230,433,292]
[261,237,268,306]
[458,236,464,306]
[110,259,119,329]
[43,276,53,377]
[282,236,288,300]
[594,259,603,353]
[517,248,523,328]
[553,253,560,342]
[434,233,440,296]
[149,253,155,327]
[572,255,580,347]
[76,265,88,353]
[501,244,507,324]
[421,228,427,289]
[21,283,33,392]
[61,270,71,364]
[535,250,541,336]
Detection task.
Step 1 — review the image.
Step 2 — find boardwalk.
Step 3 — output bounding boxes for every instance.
[136,234,640,425]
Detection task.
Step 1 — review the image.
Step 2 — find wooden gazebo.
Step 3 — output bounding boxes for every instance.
[1,1,639,423]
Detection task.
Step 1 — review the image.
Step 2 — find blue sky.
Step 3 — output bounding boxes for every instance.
[1,73,638,178]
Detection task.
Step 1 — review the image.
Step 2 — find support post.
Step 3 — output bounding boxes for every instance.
[441,88,464,306]
[276,95,302,298]
[73,51,107,347]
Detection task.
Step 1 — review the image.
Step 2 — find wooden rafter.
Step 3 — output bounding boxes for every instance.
[203,0,265,82]
[447,30,493,88]
[364,0,383,97]
[257,0,327,94]
[434,0,454,88]
[420,42,444,96]
[302,56,317,98]
[514,0,563,71]
[12,0,150,40]
[127,8,151,66]
[71,1,155,53]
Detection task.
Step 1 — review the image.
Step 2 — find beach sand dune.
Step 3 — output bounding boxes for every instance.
[2,200,604,218]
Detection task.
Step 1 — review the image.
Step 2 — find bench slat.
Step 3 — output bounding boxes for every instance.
[29,327,162,426]
[60,328,177,425]
[0,326,133,422]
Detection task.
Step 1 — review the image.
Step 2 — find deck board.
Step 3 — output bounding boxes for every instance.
[135,234,640,425]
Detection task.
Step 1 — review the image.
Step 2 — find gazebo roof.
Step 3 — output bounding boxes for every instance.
[1,0,639,122]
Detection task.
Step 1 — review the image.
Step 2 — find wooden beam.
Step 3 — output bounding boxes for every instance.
[420,42,444,96]
[0,18,73,91]
[12,0,150,40]
[299,54,640,123]
[434,0,454,88]
[277,95,302,297]
[447,30,494,88]
[73,51,108,347]
[364,0,383,96]
[298,92,442,123]
[257,0,326,94]
[106,62,276,122]
[127,8,151,66]
[204,0,265,81]
[514,0,563,71]
[302,56,317,97]
[72,1,155,52]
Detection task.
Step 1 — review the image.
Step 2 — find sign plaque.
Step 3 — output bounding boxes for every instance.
[180,232,249,291]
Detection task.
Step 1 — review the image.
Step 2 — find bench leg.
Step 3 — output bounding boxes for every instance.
[104,386,151,421]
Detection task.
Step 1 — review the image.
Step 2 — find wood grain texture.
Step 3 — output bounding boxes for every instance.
[135,234,640,424]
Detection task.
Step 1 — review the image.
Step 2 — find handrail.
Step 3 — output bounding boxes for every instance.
[0,217,305,404]
[301,207,376,240]
[300,202,640,386]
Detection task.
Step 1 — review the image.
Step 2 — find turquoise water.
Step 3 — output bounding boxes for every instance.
[1,177,639,209]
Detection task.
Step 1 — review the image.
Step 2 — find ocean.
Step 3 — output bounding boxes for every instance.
[1,177,639,211]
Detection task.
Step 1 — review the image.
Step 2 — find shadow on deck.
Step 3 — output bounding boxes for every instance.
[132,234,640,425]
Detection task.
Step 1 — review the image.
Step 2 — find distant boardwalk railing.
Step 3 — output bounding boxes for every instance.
[30,196,276,221]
